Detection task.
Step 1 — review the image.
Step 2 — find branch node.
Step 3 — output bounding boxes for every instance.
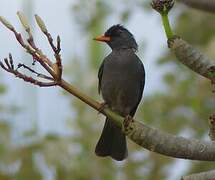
[167,35,181,48]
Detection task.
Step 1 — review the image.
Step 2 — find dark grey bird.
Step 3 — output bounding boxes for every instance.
[94,24,145,161]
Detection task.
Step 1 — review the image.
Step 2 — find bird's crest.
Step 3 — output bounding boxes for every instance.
[105,24,133,37]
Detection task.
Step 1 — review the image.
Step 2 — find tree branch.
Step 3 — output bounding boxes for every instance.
[168,36,215,83]
[178,0,215,13]
[0,55,57,87]
[182,169,215,180]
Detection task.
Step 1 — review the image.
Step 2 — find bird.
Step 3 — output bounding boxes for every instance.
[93,24,145,161]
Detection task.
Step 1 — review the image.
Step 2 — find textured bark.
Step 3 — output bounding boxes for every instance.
[182,169,215,180]
[124,120,215,161]
[178,0,215,13]
[168,37,215,82]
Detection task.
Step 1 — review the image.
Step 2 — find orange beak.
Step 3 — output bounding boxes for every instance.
[93,35,111,42]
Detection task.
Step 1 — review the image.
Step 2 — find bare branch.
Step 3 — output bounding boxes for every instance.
[35,14,62,80]
[56,36,62,79]
[43,33,62,80]
[4,58,11,70]
[0,16,54,75]
[13,73,57,87]
[0,55,56,87]
[9,53,14,69]
[16,63,53,81]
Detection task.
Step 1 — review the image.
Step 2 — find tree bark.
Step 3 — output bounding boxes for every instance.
[168,36,215,82]
[125,120,215,161]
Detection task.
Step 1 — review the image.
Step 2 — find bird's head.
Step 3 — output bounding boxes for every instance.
[94,24,138,51]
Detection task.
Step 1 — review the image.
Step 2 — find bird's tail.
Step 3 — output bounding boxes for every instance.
[95,118,127,161]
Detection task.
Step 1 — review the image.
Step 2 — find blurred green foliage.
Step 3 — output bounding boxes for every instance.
[0,0,214,179]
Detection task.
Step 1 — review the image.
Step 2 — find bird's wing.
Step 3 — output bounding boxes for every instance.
[130,60,145,117]
[98,60,104,94]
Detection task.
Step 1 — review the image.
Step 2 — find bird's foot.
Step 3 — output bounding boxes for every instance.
[122,115,134,135]
[98,102,108,114]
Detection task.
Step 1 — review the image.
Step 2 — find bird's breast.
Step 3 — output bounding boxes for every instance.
[100,51,142,115]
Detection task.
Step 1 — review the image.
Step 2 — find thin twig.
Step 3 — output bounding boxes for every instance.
[0,54,56,87]
[1,62,57,87]
[40,25,62,79]
[16,63,54,80]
